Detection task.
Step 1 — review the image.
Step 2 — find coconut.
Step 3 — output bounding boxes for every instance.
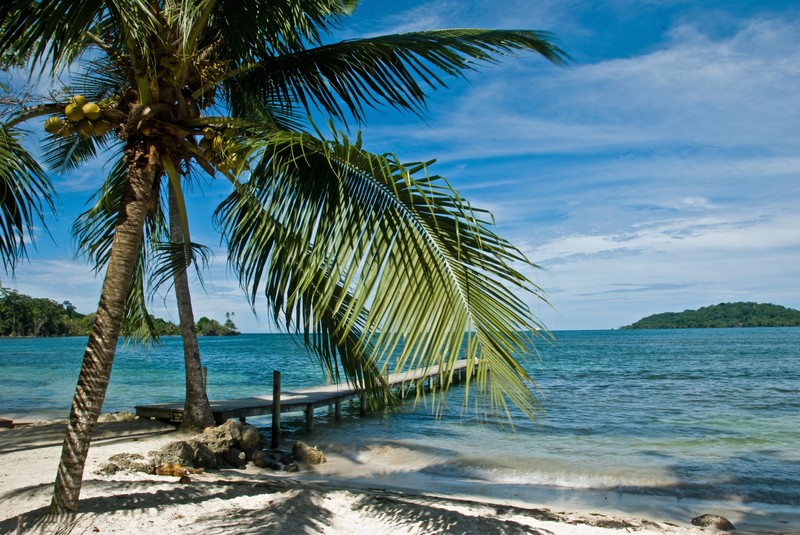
[202,127,216,140]
[199,138,212,150]
[44,116,64,135]
[71,95,88,107]
[212,136,224,152]
[76,119,94,139]
[82,102,102,121]
[65,103,84,122]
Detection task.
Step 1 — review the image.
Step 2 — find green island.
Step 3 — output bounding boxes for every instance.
[0,288,239,337]
[621,302,800,329]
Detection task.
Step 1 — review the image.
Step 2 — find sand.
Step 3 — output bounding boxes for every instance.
[0,417,771,534]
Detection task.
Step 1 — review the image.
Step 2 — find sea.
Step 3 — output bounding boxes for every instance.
[2,328,799,532]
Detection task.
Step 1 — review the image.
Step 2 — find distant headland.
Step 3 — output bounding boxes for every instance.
[621,302,800,329]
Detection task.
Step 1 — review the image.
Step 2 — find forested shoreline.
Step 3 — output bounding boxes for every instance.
[621,302,800,329]
[0,288,239,337]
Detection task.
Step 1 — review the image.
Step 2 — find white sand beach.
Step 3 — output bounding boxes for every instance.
[0,417,779,534]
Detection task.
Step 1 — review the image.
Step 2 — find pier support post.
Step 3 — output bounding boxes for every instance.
[271,371,281,449]
[335,398,342,422]
[305,404,314,432]
[359,396,367,417]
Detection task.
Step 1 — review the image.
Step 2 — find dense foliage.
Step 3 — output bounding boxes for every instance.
[0,288,87,336]
[621,302,800,329]
[0,288,238,337]
[196,314,239,336]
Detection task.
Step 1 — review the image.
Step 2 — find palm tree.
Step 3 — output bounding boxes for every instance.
[0,0,565,515]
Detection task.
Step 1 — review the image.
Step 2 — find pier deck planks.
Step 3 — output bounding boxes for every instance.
[135,359,474,426]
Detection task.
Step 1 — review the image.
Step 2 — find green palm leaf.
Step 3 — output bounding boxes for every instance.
[0,124,56,272]
[211,0,353,58]
[236,29,568,123]
[216,127,550,419]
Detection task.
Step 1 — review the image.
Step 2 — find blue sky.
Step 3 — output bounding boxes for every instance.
[6,0,800,331]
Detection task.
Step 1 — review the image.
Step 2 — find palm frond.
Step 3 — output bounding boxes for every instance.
[0,124,56,272]
[163,157,192,263]
[169,0,218,56]
[120,247,160,346]
[211,0,353,58]
[0,1,90,68]
[71,152,153,270]
[216,127,550,420]
[78,56,131,103]
[41,129,108,172]
[148,241,213,296]
[214,171,393,406]
[293,276,396,409]
[237,29,568,123]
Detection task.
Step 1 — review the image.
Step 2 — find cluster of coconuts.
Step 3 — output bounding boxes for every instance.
[197,126,241,173]
[44,95,113,139]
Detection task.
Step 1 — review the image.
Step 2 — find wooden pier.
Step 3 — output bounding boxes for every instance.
[135,359,475,440]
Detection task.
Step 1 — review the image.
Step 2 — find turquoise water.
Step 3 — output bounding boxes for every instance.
[2,328,799,519]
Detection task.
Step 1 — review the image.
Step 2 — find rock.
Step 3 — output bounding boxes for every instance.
[251,449,270,468]
[178,475,192,484]
[157,440,194,464]
[97,453,155,474]
[292,441,326,464]
[279,455,294,465]
[157,439,218,469]
[201,419,243,454]
[102,419,266,476]
[97,411,136,423]
[691,514,735,531]
[240,424,263,451]
[224,447,247,468]
[283,462,299,472]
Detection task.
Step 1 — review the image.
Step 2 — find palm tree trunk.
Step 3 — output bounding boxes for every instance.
[50,143,160,514]
[169,186,215,432]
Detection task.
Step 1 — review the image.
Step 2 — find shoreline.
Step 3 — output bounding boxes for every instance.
[1,417,794,534]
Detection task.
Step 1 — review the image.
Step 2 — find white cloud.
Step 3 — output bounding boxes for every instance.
[523,210,800,329]
[365,16,800,165]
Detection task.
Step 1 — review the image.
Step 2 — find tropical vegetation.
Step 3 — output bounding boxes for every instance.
[196,313,239,336]
[0,288,88,336]
[621,302,800,329]
[0,0,565,516]
[0,288,240,337]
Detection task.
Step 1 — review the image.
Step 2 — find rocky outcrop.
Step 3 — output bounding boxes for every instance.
[157,438,218,468]
[201,419,243,457]
[99,453,155,474]
[98,420,327,477]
